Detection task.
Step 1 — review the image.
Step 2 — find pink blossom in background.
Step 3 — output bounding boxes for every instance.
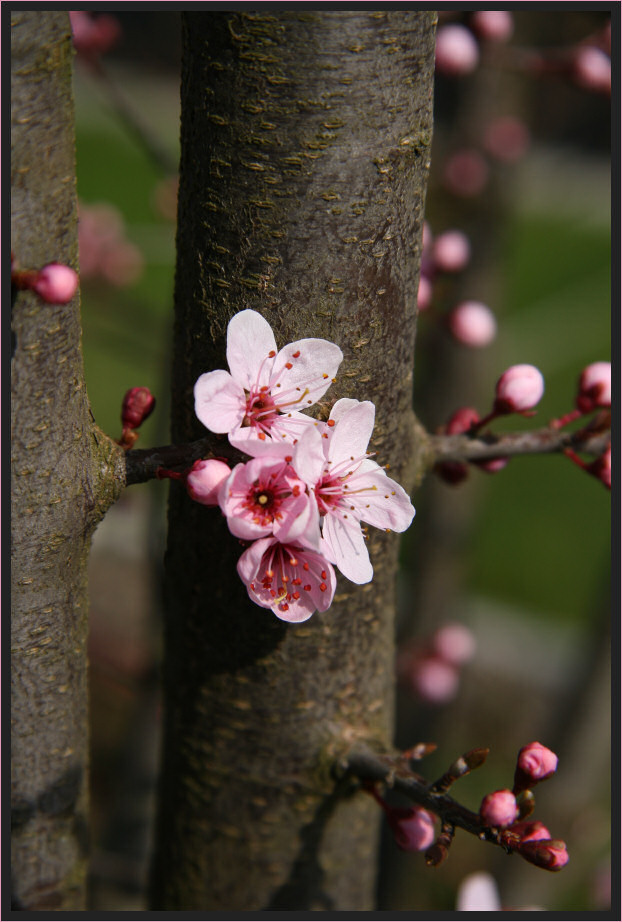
[293,399,415,584]
[194,310,343,452]
[470,10,514,43]
[411,656,460,703]
[448,300,497,347]
[446,406,481,434]
[456,871,502,911]
[237,537,336,622]
[70,10,121,62]
[573,46,611,93]
[480,789,519,827]
[577,361,611,412]
[219,455,319,546]
[78,202,144,286]
[435,24,480,76]
[483,116,531,163]
[494,364,544,414]
[443,149,490,197]
[432,623,476,666]
[186,459,231,506]
[417,274,433,311]
[432,230,471,273]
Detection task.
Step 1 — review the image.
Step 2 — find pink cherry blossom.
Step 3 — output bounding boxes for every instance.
[432,230,471,273]
[435,24,480,76]
[194,310,343,451]
[293,399,415,584]
[237,537,336,622]
[219,454,319,546]
[186,459,231,506]
[480,789,519,827]
[471,10,514,43]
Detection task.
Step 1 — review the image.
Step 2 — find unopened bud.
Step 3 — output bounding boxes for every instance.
[13,263,79,304]
[518,838,569,871]
[121,387,156,431]
[449,301,497,348]
[446,406,480,435]
[588,445,611,490]
[475,455,509,474]
[470,10,514,42]
[432,230,471,273]
[510,819,551,843]
[435,25,480,76]
[432,623,476,665]
[513,741,558,792]
[435,460,469,485]
[387,806,436,852]
[576,361,611,413]
[480,789,519,827]
[187,458,231,506]
[494,364,544,415]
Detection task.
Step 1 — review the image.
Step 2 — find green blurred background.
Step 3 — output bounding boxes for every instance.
[74,10,612,912]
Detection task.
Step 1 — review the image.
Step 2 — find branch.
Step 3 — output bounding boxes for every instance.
[428,421,610,465]
[124,435,243,485]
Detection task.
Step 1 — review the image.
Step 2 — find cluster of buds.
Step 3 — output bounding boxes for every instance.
[117,386,156,450]
[550,361,611,490]
[397,622,476,704]
[11,258,79,305]
[417,224,497,349]
[435,364,545,485]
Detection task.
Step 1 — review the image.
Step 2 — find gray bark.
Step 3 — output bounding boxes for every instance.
[11,12,123,910]
[151,11,436,911]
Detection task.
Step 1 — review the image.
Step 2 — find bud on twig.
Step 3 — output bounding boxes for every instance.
[12,262,79,304]
[118,387,156,449]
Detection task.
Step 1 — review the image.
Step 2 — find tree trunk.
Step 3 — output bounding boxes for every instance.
[151,11,435,911]
[11,12,123,910]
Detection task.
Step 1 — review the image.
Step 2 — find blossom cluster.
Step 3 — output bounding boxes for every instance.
[189,310,415,623]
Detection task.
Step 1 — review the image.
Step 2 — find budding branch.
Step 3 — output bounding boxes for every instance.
[123,419,610,486]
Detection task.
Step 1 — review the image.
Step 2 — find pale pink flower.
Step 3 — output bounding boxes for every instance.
[470,10,514,43]
[449,300,497,347]
[194,310,343,452]
[433,230,471,273]
[494,364,544,414]
[433,623,476,665]
[186,459,231,506]
[573,46,611,94]
[443,149,490,197]
[237,537,336,622]
[413,656,460,703]
[577,361,611,412]
[456,871,502,911]
[435,24,480,76]
[480,789,519,827]
[219,455,319,546]
[293,399,415,584]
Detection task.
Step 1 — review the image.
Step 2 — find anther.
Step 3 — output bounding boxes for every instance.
[320,582,327,591]
[292,351,301,358]
[327,419,335,427]
[285,362,293,370]
[268,350,276,357]
[304,584,312,591]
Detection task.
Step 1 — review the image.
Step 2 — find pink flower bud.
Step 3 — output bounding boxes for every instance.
[510,819,551,843]
[433,623,476,666]
[480,789,519,827]
[476,456,509,474]
[515,741,558,787]
[121,387,156,430]
[435,460,469,485]
[387,806,436,852]
[449,301,497,347]
[433,230,471,273]
[471,10,514,43]
[412,656,460,703]
[186,458,231,506]
[576,361,611,412]
[589,445,611,490]
[518,838,569,871]
[435,25,480,76]
[443,149,489,197]
[446,406,480,434]
[483,116,531,163]
[494,364,544,414]
[417,274,433,311]
[31,263,79,304]
[573,46,611,94]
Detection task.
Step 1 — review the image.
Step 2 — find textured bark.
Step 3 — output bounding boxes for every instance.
[151,11,435,911]
[11,12,124,911]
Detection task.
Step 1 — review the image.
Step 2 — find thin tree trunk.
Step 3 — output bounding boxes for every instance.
[151,11,435,911]
[11,12,123,910]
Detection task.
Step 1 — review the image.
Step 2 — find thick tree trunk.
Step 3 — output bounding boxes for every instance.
[151,11,435,911]
[11,12,123,910]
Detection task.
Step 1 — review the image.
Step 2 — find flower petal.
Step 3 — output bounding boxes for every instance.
[327,400,375,465]
[194,369,246,433]
[328,397,362,423]
[271,338,343,410]
[346,461,415,532]
[293,424,328,486]
[321,514,373,584]
[226,309,277,390]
